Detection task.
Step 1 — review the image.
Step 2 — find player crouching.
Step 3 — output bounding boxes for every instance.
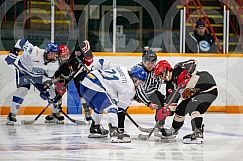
[79,59,147,143]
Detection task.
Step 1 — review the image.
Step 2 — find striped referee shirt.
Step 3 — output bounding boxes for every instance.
[135,62,163,106]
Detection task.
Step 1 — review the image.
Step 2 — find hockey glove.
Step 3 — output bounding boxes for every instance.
[5,51,18,65]
[156,106,171,122]
[83,57,93,66]
[82,40,90,53]
[54,82,66,96]
[14,39,27,50]
[182,88,200,99]
[40,90,50,100]
[177,70,191,87]
[43,80,53,89]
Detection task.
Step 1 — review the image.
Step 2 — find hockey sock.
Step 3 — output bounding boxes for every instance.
[10,87,29,114]
[92,112,102,125]
[191,111,203,131]
[191,117,203,131]
[118,111,125,129]
[172,120,184,130]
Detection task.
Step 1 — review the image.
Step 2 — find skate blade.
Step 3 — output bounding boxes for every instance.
[45,120,57,124]
[154,132,176,139]
[6,121,15,126]
[183,138,203,144]
[56,120,64,124]
[161,135,176,139]
[45,120,64,124]
[110,137,131,143]
[88,134,108,138]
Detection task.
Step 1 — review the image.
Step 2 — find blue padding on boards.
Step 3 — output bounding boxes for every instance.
[67,80,82,114]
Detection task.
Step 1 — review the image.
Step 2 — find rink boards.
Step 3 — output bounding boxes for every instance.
[0,52,243,114]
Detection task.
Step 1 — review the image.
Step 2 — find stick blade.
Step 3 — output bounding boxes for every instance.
[138,134,149,140]
[75,120,87,125]
[21,120,35,125]
[138,127,153,133]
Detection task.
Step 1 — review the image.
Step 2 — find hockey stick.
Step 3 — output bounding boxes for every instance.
[138,64,194,140]
[60,110,86,125]
[12,63,86,125]
[138,86,181,140]
[123,110,154,133]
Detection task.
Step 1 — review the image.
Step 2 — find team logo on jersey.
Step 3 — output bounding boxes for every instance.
[199,40,210,52]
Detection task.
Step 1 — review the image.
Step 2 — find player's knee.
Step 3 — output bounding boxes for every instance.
[175,107,186,117]
[174,114,185,122]
[190,111,202,119]
[12,96,24,104]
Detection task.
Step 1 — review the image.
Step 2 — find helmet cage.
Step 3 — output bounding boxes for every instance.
[142,49,157,63]
[161,67,171,80]
[44,51,58,63]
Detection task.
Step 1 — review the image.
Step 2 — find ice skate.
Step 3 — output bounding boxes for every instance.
[45,112,64,124]
[183,127,204,144]
[88,121,109,138]
[109,123,131,143]
[160,127,179,139]
[6,113,17,125]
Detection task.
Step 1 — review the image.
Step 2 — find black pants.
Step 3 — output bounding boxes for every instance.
[175,89,218,116]
[173,89,218,130]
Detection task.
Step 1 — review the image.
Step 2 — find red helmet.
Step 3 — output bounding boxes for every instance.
[154,60,172,77]
[58,45,70,63]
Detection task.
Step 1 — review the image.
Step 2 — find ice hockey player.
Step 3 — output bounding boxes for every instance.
[117,47,167,134]
[44,40,94,123]
[5,39,61,125]
[154,59,218,144]
[80,59,147,143]
[45,41,93,123]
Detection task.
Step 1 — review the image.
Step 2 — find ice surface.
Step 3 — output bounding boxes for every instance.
[0,114,243,161]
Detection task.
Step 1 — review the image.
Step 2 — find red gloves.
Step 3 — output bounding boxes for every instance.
[156,106,171,122]
[177,70,191,87]
[54,82,66,96]
[83,57,93,66]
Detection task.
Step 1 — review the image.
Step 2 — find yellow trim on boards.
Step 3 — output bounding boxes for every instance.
[0,51,243,57]
[0,106,67,115]
[0,106,243,115]
[92,52,243,57]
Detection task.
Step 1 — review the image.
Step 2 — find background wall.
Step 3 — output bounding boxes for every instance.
[0,53,243,114]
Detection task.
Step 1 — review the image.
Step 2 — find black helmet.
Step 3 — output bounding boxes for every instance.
[142,47,157,62]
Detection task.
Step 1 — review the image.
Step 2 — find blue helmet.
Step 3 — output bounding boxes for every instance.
[130,66,147,81]
[44,43,59,63]
[46,43,59,53]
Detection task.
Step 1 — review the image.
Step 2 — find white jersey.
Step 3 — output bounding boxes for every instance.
[18,41,59,78]
[87,59,135,109]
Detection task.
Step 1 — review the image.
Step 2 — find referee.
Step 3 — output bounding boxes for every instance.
[118,47,165,132]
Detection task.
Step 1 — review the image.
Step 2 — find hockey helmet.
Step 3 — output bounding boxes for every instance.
[154,60,172,79]
[58,45,70,63]
[44,42,59,62]
[142,47,157,63]
[130,65,147,82]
